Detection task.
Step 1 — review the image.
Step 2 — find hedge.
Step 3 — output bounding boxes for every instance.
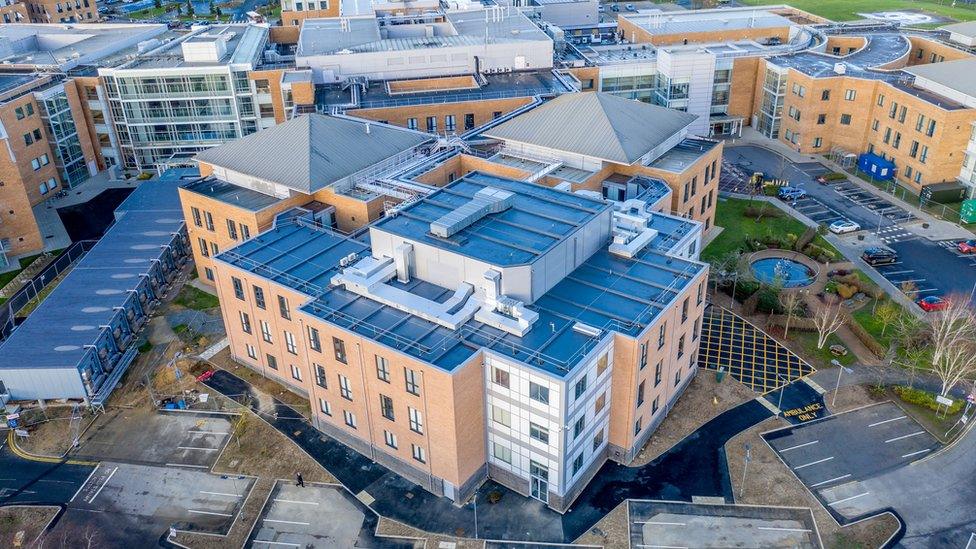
[846,316,886,358]
[894,386,964,414]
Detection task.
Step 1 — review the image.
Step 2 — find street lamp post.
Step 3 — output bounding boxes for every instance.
[777,374,787,412]
[739,443,752,499]
[831,359,853,408]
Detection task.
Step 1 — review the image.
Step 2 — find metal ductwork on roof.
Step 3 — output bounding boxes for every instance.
[429,186,514,238]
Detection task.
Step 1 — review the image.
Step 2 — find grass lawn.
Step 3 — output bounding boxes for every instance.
[702,197,838,262]
[792,331,856,368]
[173,285,220,310]
[0,254,45,289]
[740,0,976,23]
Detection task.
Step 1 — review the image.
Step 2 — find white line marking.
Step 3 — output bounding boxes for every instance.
[636,521,686,526]
[634,545,688,549]
[263,518,310,526]
[251,542,300,548]
[794,456,834,470]
[869,416,906,427]
[200,491,242,498]
[177,446,219,451]
[273,498,319,505]
[902,448,932,458]
[828,492,870,506]
[187,509,233,517]
[757,527,813,532]
[886,431,925,443]
[780,440,819,452]
[187,430,229,436]
[87,466,118,504]
[166,463,209,469]
[71,464,100,503]
[810,474,852,487]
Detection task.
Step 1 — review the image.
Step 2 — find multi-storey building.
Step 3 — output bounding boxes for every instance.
[279,0,440,28]
[0,0,29,23]
[23,0,98,23]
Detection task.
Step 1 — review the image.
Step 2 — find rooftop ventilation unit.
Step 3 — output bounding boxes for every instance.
[429,186,514,238]
[834,62,846,74]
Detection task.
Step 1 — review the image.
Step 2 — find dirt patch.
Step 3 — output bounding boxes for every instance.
[173,477,272,549]
[725,385,899,549]
[212,410,335,484]
[206,348,312,419]
[572,499,630,549]
[14,406,94,458]
[632,373,756,466]
[376,517,478,548]
[0,505,59,548]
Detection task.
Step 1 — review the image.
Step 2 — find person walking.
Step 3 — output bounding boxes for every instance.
[296,472,304,487]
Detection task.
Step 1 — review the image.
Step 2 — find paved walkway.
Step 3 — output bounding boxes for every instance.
[202,369,773,543]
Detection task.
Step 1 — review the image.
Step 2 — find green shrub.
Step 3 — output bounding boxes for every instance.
[824,172,847,181]
[894,386,964,414]
[794,227,815,252]
[847,319,885,358]
[836,283,857,300]
[136,172,153,180]
[763,185,782,197]
[756,285,784,314]
[138,340,153,353]
[824,280,839,294]
[743,204,784,220]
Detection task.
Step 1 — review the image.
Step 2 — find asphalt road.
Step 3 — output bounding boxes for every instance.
[726,145,976,304]
[0,442,94,505]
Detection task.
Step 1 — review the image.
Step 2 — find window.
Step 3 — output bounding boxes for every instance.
[266,354,278,370]
[593,429,604,451]
[15,106,25,120]
[24,132,34,146]
[191,207,202,227]
[246,344,257,360]
[909,140,919,158]
[573,416,585,440]
[574,376,587,400]
[445,115,456,132]
[204,211,214,231]
[376,356,390,382]
[31,157,40,171]
[821,89,830,101]
[210,242,219,257]
[253,286,266,309]
[926,120,936,137]
[681,298,689,322]
[408,407,423,434]
[529,382,549,404]
[654,360,663,387]
[241,225,251,240]
[693,318,701,342]
[226,219,238,240]
[914,170,922,184]
[636,381,645,406]
[634,418,642,436]
[652,395,660,414]
[916,114,925,132]
[787,105,800,121]
[791,83,805,97]
[284,331,297,354]
[338,375,352,400]
[492,442,511,463]
[343,410,357,429]
[816,113,826,125]
[315,364,327,388]
[883,128,892,144]
[658,323,667,349]
[596,353,608,377]
[840,114,852,125]
[492,367,510,388]
[239,311,251,334]
[464,113,475,130]
[493,111,503,119]
[530,422,550,444]
[404,368,420,395]
[492,405,511,427]
[319,398,331,415]
[380,395,395,421]
[898,106,907,123]
[677,335,686,358]
[572,453,584,476]
[278,295,291,320]
[412,444,426,463]
[426,116,436,132]
[260,321,273,343]
[844,89,856,101]
[333,337,347,363]
[595,392,606,414]
[384,430,398,449]
[920,145,929,164]
[407,118,418,130]
[308,326,321,352]
[675,368,682,386]
[813,137,822,148]
[893,132,901,149]
[872,119,880,131]
[290,364,302,381]
[232,277,244,300]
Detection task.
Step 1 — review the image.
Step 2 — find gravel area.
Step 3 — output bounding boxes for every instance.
[376,517,475,548]
[15,406,94,458]
[0,505,59,548]
[572,500,630,549]
[173,478,273,549]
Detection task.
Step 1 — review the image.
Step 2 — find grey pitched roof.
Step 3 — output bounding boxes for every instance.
[905,58,976,100]
[482,93,697,164]
[940,20,976,38]
[194,114,433,193]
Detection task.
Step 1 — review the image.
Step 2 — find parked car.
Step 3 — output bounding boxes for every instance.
[610,3,619,11]
[828,219,861,234]
[958,239,976,254]
[626,3,636,10]
[861,246,898,266]
[917,295,950,312]
[598,5,605,12]
[778,186,807,200]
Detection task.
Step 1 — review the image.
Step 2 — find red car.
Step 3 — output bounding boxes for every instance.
[958,239,976,254]
[917,296,950,312]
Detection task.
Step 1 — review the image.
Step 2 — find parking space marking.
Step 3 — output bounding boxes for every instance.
[177,446,220,451]
[634,545,688,549]
[795,456,834,470]
[757,526,813,532]
[273,498,319,505]
[879,270,912,276]
[87,466,118,504]
[828,492,870,506]
[252,542,300,547]
[780,440,819,452]
[188,509,234,517]
[263,518,311,526]
[810,474,852,487]
[70,464,101,503]
[902,448,932,459]
[868,416,906,427]
[166,462,210,469]
[636,521,687,526]
[187,430,229,435]
[885,431,925,443]
[200,491,242,498]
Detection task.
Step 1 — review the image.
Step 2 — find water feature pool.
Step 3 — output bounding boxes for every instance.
[750,257,816,288]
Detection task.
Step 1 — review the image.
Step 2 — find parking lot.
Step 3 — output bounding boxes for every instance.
[628,500,822,548]
[247,481,420,548]
[67,461,253,535]
[763,403,940,518]
[74,408,232,468]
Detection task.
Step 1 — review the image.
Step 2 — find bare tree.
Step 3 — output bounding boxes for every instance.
[931,340,976,397]
[779,290,803,338]
[875,300,900,338]
[900,280,918,296]
[812,298,846,349]
[925,297,974,373]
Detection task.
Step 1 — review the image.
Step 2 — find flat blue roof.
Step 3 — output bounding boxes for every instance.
[373,172,608,267]
[219,218,705,377]
[0,169,196,370]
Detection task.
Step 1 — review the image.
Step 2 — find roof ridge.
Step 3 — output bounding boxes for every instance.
[594,93,634,163]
